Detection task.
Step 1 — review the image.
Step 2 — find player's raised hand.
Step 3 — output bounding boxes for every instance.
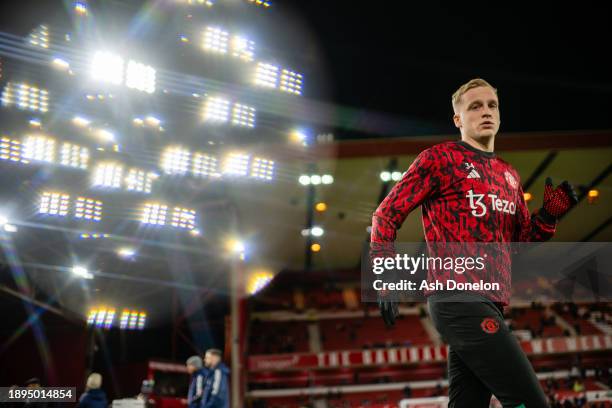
[539,177,579,221]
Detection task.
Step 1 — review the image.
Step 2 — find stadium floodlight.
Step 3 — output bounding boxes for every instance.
[125,168,158,193]
[132,118,144,127]
[310,175,321,185]
[290,129,307,145]
[321,174,334,185]
[141,203,168,225]
[72,265,93,279]
[231,103,256,128]
[280,69,303,95]
[222,152,250,177]
[88,307,114,329]
[380,171,391,182]
[247,270,274,295]
[190,229,201,236]
[250,157,274,180]
[95,129,115,143]
[391,171,402,181]
[90,51,124,85]
[27,24,49,49]
[29,119,42,128]
[92,162,123,188]
[117,247,136,258]
[1,137,27,163]
[231,35,255,61]
[298,175,311,186]
[145,116,161,127]
[192,152,219,178]
[52,57,70,70]
[247,0,271,8]
[311,226,324,237]
[1,83,49,113]
[3,223,18,233]
[254,62,279,88]
[203,96,230,123]
[74,197,102,221]
[120,310,146,330]
[60,142,89,169]
[74,1,88,15]
[22,135,55,163]
[39,192,70,216]
[161,145,191,175]
[72,116,91,127]
[203,26,230,54]
[171,207,196,230]
[227,239,245,254]
[126,60,156,94]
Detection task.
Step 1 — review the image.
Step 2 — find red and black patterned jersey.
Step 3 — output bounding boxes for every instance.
[370,141,556,304]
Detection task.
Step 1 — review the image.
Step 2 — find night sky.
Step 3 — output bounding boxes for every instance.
[2,1,611,138]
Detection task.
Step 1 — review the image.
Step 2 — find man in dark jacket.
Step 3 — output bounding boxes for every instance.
[203,349,230,408]
[78,373,108,408]
[186,355,208,408]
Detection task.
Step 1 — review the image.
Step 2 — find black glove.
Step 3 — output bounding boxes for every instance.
[538,177,579,223]
[378,291,399,327]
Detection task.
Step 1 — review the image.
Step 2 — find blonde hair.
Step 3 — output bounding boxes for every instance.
[86,373,102,390]
[452,78,497,113]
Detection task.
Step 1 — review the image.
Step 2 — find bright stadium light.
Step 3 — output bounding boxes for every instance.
[321,174,334,184]
[311,226,324,237]
[72,116,91,127]
[141,203,168,226]
[120,310,146,330]
[1,137,27,163]
[203,26,230,54]
[117,247,136,258]
[227,239,245,254]
[126,60,156,94]
[39,192,70,216]
[1,83,49,113]
[125,168,158,193]
[27,24,49,49]
[247,270,274,295]
[222,152,250,177]
[90,51,124,85]
[247,0,271,8]
[254,62,279,88]
[380,171,391,182]
[310,175,321,185]
[95,129,115,143]
[391,171,402,181]
[87,308,114,329]
[22,135,55,163]
[74,1,88,15]
[231,103,256,128]
[203,96,231,123]
[290,129,308,145]
[231,35,255,61]
[145,116,161,127]
[192,152,219,178]
[3,223,18,233]
[74,197,102,221]
[250,157,274,180]
[92,162,123,188]
[161,145,191,175]
[60,142,89,169]
[171,207,196,230]
[72,265,93,279]
[132,118,144,127]
[29,119,42,128]
[298,175,311,185]
[52,57,70,70]
[280,69,303,95]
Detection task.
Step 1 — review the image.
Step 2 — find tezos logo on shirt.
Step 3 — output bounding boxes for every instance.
[466,189,516,217]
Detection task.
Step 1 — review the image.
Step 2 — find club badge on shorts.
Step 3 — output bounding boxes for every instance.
[481,317,500,334]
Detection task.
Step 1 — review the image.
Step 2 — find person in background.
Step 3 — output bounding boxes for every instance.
[186,355,208,408]
[203,349,229,408]
[78,373,108,408]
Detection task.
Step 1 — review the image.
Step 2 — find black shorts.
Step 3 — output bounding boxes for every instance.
[428,292,549,408]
